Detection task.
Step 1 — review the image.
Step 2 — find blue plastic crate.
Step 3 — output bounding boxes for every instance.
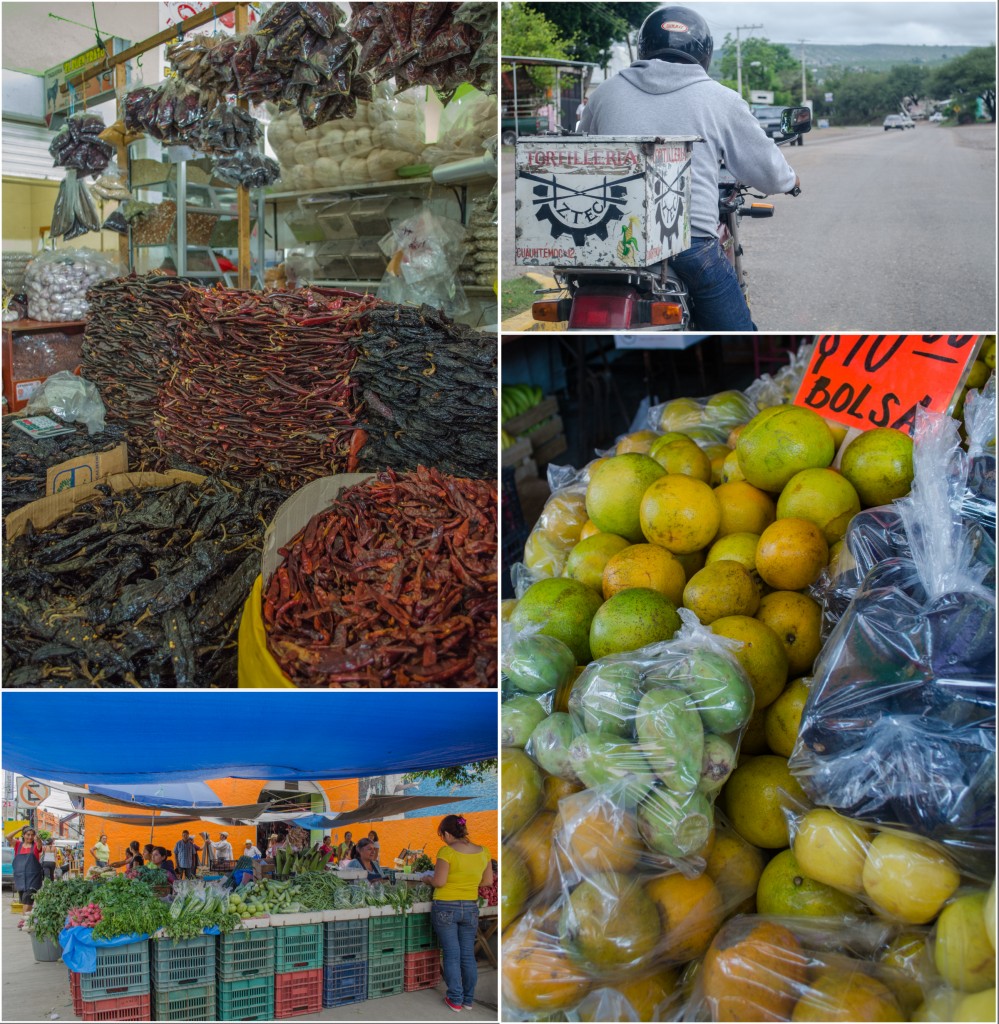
[322,961,367,1008]
[323,919,367,964]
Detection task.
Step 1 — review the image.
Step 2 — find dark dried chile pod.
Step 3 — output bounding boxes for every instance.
[299,1,343,38]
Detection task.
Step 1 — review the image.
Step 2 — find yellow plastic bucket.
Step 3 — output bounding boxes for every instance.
[237,575,295,688]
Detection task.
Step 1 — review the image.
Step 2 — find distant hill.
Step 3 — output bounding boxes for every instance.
[717,42,975,76]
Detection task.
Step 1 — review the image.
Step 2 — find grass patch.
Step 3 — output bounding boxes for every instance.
[502,276,543,320]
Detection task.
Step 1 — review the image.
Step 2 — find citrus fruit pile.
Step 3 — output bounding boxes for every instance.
[503,361,996,1022]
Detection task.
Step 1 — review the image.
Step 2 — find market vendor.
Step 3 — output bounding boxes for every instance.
[90,833,110,869]
[337,831,354,861]
[13,827,44,908]
[149,847,177,883]
[212,832,234,862]
[344,837,386,882]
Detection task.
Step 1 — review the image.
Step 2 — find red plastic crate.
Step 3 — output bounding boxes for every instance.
[69,970,83,1016]
[274,968,322,1019]
[403,949,442,992]
[78,993,151,1021]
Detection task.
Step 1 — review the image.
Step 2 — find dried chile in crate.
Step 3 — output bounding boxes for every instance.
[2,419,128,520]
[155,287,374,490]
[2,477,285,688]
[264,467,497,688]
[351,303,497,479]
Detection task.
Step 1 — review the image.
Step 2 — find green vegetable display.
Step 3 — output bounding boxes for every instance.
[24,878,96,943]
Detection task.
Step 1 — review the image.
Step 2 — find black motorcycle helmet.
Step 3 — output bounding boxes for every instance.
[637,6,713,71]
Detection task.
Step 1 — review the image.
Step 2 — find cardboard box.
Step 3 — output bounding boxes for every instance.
[5,470,205,542]
[46,443,128,495]
[514,135,697,269]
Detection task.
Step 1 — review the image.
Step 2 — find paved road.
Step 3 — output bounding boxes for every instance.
[501,124,996,331]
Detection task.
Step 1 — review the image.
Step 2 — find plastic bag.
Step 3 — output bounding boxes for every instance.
[422,88,494,165]
[685,914,933,1022]
[25,371,106,434]
[212,149,281,188]
[50,169,102,241]
[24,249,119,322]
[49,112,113,177]
[962,372,996,537]
[791,408,996,853]
[376,208,468,316]
[647,387,757,445]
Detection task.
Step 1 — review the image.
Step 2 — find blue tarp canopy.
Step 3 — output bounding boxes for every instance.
[88,781,224,807]
[2,692,497,784]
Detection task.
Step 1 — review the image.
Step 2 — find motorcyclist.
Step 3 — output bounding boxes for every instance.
[581,5,799,330]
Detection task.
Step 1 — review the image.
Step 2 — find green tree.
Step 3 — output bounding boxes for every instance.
[525,2,657,68]
[403,760,497,789]
[928,45,996,122]
[501,4,573,87]
[885,64,929,108]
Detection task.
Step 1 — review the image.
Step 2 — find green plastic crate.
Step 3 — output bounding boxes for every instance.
[404,912,437,952]
[368,914,406,958]
[150,935,215,991]
[274,923,323,974]
[324,919,367,964]
[216,929,275,982]
[152,982,215,1021]
[366,954,404,1000]
[217,975,274,1021]
[78,940,150,1001]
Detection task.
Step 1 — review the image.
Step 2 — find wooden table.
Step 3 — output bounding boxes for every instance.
[475,904,498,968]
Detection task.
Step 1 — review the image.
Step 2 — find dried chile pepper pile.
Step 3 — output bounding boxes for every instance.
[264,467,497,688]
[351,304,497,478]
[2,477,286,688]
[81,275,197,465]
[155,287,375,490]
[348,2,497,94]
[1,419,128,520]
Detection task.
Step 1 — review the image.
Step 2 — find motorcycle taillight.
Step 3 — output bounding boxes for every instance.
[568,291,637,329]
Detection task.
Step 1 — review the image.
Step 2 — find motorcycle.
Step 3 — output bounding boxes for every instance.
[525,106,810,330]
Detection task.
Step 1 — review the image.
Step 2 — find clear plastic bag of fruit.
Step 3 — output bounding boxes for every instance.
[791,408,996,853]
[961,372,996,539]
[683,913,934,1022]
[780,795,989,932]
[551,611,755,875]
[513,464,592,581]
[647,388,758,445]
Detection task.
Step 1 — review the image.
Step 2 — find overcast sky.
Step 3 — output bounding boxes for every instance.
[674,2,996,47]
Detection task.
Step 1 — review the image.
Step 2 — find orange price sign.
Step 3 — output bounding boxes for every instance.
[794,335,981,435]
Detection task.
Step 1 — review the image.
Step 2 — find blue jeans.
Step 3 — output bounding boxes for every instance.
[669,237,757,330]
[432,900,479,1006]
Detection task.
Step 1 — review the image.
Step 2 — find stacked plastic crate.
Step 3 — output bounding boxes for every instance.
[67,939,150,1021]
[403,903,442,992]
[150,935,217,1021]
[273,923,324,1018]
[322,912,369,1007]
[216,928,275,1021]
[366,908,406,999]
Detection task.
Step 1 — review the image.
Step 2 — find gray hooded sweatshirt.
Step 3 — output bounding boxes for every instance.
[581,61,797,240]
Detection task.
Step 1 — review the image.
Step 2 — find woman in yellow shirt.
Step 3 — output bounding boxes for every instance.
[429,814,493,1012]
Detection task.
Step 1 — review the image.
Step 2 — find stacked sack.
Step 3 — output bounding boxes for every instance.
[266,86,422,189]
[460,185,497,289]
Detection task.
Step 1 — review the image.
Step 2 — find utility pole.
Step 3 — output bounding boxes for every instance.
[800,39,808,104]
[735,24,763,101]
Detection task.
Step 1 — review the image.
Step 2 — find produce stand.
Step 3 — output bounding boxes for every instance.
[500,337,996,1022]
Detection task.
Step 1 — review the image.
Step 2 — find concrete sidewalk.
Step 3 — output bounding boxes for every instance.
[2,891,497,1022]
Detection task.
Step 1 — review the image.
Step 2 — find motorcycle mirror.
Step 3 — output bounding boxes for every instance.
[781,106,812,135]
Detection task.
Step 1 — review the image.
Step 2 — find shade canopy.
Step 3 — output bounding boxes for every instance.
[89,781,224,808]
[291,794,472,829]
[2,692,497,784]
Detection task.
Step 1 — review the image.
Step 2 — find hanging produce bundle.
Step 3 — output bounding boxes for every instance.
[49,112,114,176]
[348,1,497,94]
[351,303,497,478]
[211,148,281,188]
[1,418,128,520]
[123,79,210,144]
[155,287,374,489]
[81,275,198,463]
[197,102,262,154]
[167,32,241,98]
[264,467,497,688]
[234,2,369,128]
[2,476,286,688]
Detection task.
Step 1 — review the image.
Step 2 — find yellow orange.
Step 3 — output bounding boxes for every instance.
[722,754,808,849]
[563,533,631,592]
[640,475,721,553]
[616,429,659,454]
[645,872,725,962]
[776,468,861,544]
[714,481,777,536]
[602,543,686,606]
[756,518,829,591]
[710,615,789,710]
[756,591,823,676]
[683,562,761,624]
[651,438,713,482]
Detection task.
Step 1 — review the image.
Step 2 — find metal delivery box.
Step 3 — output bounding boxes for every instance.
[514,135,698,269]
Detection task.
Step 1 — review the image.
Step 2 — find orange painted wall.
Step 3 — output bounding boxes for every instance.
[83,778,358,864]
[355,810,498,868]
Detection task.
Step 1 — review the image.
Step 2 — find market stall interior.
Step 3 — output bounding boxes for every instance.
[2,690,500,1022]
[500,333,996,1022]
[1,1,499,689]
